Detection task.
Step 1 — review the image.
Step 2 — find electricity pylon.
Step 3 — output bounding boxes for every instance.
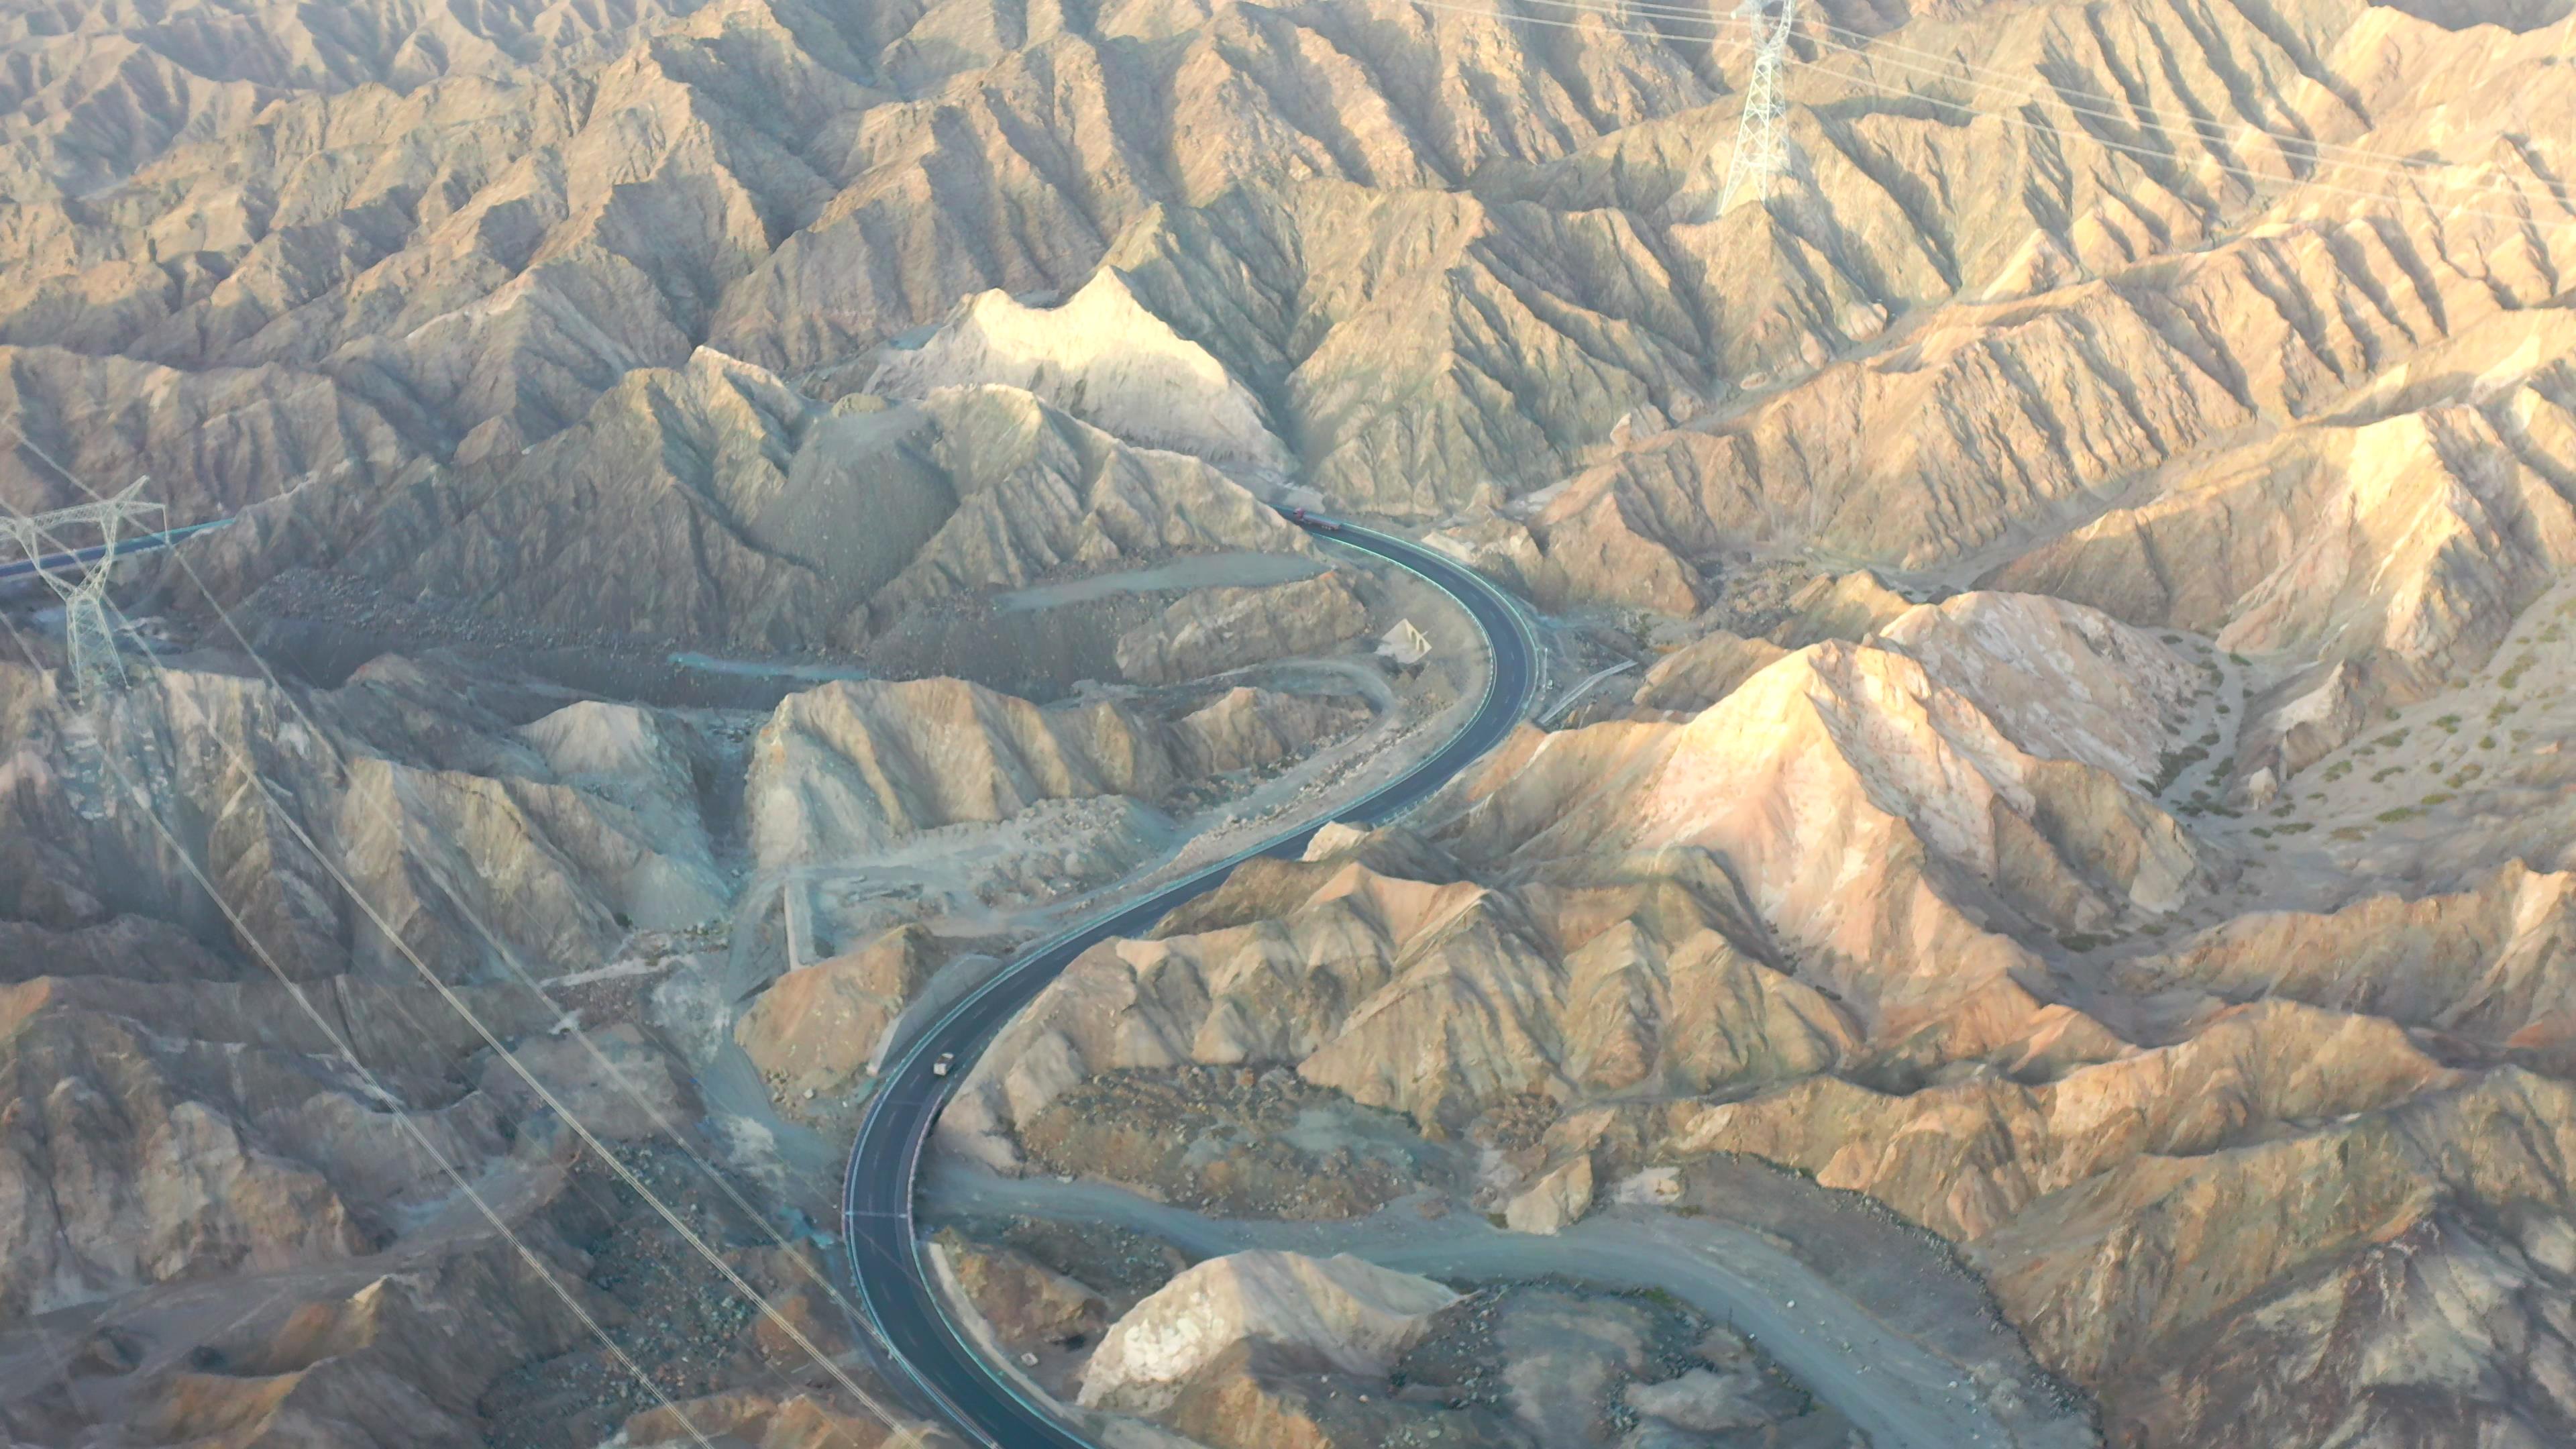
[1715,0,1798,215]
[0,479,162,702]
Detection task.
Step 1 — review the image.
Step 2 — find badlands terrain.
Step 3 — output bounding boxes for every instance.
[1,0,2575,1444]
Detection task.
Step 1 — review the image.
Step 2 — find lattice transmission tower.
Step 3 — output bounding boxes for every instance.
[0,479,161,702]
[1715,0,1799,215]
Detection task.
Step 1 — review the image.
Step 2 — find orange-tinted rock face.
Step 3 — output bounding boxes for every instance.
[5,0,2576,1444]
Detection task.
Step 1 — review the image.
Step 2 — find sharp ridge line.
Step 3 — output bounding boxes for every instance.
[7,3,2565,1414]
[1513,0,2565,214]
[0,455,842,1318]
[1387,0,2576,226]
[87,591,929,1448]
[0,0,2527,193]
[1506,0,2559,186]
[9,431,896,1346]
[837,517,1541,1449]
[0,604,722,1449]
[3,427,928,1449]
[9,419,907,1399]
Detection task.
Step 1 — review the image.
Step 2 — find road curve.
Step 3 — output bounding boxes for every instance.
[840,518,1541,1448]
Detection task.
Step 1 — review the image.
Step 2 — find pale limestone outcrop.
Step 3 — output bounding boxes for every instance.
[1503,1154,1595,1234]
[4,0,2566,555]
[34,0,2551,551]
[868,273,1293,470]
[863,385,1314,635]
[1624,1367,1777,1435]
[1079,1252,1457,1410]
[1639,586,2201,771]
[5,1,2576,1446]
[1872,592,2201,788]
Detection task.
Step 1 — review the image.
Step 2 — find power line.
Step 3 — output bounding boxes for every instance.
[150,671,923,1442]
[1442,0,2565,194]
[1794,29,2570,228]
[1,1,2563,1428]
[1505,0,2554,191]
[0,600,724,1449]
[0,431,933,1448]
[1396,0,2576,228]
[121,559,936,1448]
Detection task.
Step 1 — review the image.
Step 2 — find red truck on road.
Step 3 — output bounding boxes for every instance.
[1288,506,1344,533]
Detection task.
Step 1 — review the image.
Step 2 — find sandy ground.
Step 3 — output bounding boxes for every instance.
[2242,576,2576,896]
[922,1162,2096,1449]
[0,1135,577,1423]
[995,553,1329,612]
[2034,576,2576,1012]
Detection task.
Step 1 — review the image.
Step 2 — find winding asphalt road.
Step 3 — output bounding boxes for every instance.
[840,516,1541,1448]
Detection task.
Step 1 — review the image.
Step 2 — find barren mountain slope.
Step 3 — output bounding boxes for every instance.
[5,0,2576,1446]
[11,0,2563,543]
[948,573,2576,1449]
[0,639,1371,1445]
[951,591,2183,1137]
[175,354,1316,653]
